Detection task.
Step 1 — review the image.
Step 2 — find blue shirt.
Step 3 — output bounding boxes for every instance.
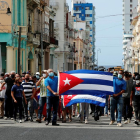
[11,85,24,98]
[113,77,126,97]
[44,76,58,97]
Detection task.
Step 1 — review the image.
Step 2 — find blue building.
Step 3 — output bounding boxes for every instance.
[72,2,96,62]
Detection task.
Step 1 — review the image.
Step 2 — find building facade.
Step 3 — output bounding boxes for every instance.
[72,0,96,64]
[122,0,138,69]
[0,0,27,73]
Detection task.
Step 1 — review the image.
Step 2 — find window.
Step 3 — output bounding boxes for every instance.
[85,7,89,10]
[130,14,132,17]
[130,4,132,8]
[86,14,90,17]
[130,9,132,12]
[130,0,132,2]
[130,19,132,22]
[76,7,79,11]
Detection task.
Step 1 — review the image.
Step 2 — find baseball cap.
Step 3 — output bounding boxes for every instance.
[36,72,40,75]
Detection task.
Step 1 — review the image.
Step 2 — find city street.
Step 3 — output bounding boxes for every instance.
[0,115,139,140]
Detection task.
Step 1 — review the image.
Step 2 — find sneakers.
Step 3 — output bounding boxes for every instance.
[85,117,88,124]
[77,114,80,118]
[30,117,33,122]
[24,118,28,121]
[117,123,123,127]
[10,118,14,120]
[4,117,7,120]
[128,119,131,123]
[134,120,139,125]
[19,120,22,123]
[124,120,128,124]
[109,121,115,125]
[36,118,41,123]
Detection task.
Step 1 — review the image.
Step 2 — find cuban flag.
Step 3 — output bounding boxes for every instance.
[63,95,106,107]
[58,70,113,107]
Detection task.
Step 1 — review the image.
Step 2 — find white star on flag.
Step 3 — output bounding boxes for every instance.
[63,77,71,86]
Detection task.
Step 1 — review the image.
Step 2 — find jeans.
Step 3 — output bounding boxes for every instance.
[5,95,13,118]
[105,95,109,115]
[46,96,59,124]
[133,99,140,120]
[23,98,34,118]
[38,97,46,119]
[13,97,22,120]
[110,96,123,123]
[80,103,89,119]
[123,97,132,120]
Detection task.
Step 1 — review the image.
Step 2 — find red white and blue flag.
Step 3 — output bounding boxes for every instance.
[58,70,113,107]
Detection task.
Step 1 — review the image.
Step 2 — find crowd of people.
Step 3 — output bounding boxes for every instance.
[0,69,140,127]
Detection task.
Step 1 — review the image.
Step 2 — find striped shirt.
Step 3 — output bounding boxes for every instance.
[21,81,35,99]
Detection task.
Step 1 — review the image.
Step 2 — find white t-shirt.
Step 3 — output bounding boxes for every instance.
[0,82,6,98]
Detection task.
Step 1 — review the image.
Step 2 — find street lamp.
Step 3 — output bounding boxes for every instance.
[97,48,101,69]
[0,1,11,15]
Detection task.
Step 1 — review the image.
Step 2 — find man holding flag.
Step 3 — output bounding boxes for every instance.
[44,69,59,126]
[109,70,126,127]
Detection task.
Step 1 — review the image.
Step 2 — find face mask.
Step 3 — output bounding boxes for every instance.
[136,80,140,84]
[0,80,4,83]
[25,78,29,81]
[11,74,15,79]
[118,74,122,79]
[43,74,46,78]
[36,75,40,79]
[49,72,54,77]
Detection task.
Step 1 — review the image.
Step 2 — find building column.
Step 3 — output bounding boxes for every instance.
[6,46,14,72]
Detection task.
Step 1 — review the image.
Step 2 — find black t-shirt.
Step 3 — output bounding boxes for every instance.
[132,84,140,101]
[5,77,15,97]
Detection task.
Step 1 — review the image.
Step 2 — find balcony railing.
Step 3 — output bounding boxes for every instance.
[43,34,50,43]
[73,10,81,13]
[27,33,40,45]
[50,37,58,45]
[18,26,27,36]
[50,2,59,10]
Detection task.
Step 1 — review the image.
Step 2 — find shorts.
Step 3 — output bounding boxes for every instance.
[33,99,38,110]
[61,99,72,111]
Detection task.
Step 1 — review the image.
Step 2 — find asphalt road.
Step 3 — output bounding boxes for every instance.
[0,115,139,140]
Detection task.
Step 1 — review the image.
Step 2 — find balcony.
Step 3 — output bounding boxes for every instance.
[137,5,140,13]
[123,45,127,49]
[50,2,59,10]
[40,0,47,6]
[73,10,81,13]
[43,34,50,43]
[123,52,126,55]
[133,29,137,36]
[27,0,40,9]
[27,33,40,46]
[17,26,27,36]
[64,3,69,12]
[54,23,59,30]
[50,37,58,46]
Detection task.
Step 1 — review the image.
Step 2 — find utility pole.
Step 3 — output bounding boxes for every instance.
[18,27,21,74]
[41,30,43,71]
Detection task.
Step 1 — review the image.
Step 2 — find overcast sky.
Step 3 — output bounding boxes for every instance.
[67,0,123,66]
